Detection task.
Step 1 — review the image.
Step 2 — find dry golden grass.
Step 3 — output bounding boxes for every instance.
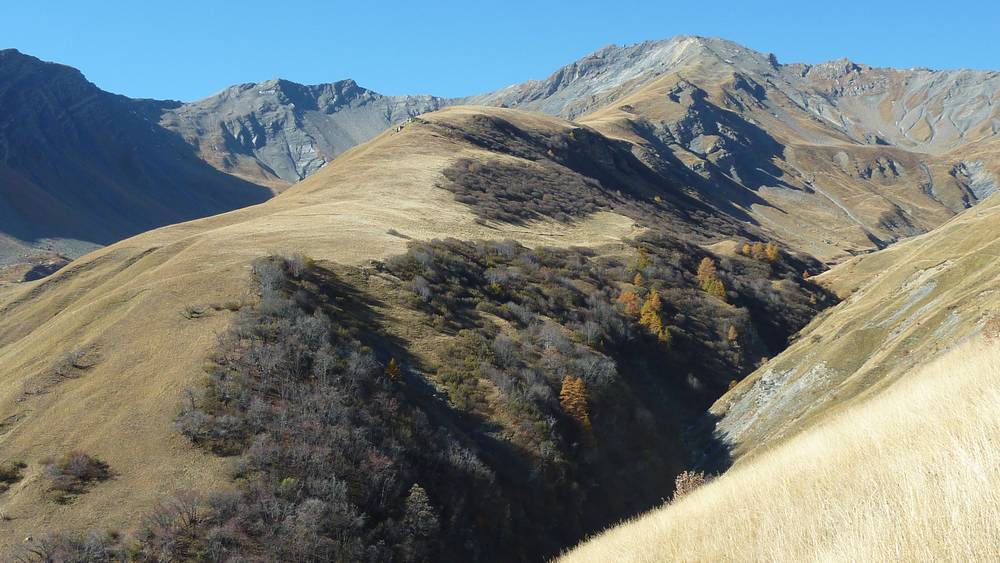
[561,338,1000,562]
[713,193,1000,462]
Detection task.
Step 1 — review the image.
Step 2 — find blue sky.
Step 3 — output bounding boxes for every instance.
[4,0,997,101]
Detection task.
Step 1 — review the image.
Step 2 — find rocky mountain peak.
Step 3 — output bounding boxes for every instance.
[0,47,92,94]
[804,57,867,80]
[160,75,449,183]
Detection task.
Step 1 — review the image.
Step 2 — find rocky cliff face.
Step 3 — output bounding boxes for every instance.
[468,38,706,119]
[160,78,451,185]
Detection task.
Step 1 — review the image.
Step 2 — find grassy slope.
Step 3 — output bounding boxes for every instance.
[0,107,643,550]
[561,337,1000,562]
[712,193,1000,461]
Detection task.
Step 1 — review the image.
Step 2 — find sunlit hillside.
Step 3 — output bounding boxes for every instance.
[3,31,999,561]
[561,333,1000,562]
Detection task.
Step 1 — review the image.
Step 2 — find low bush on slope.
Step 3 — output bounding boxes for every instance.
[41,451,112,504]
[561,337,1000,562]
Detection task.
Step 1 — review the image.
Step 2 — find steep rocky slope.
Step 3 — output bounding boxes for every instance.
[0,49,272,267]
[711,192,1000,462]
[562,37,999,261]
[160,79,450,186]
[470,39,703,119]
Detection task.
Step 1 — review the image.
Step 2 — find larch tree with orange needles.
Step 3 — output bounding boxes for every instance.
[560,376,593,442]
[618,290,641,318]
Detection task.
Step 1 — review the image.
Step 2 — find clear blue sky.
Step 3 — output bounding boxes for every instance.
[4,0,997,102]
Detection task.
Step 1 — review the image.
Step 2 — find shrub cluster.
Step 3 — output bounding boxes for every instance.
[0,460,25,493]
[167,256,506,561]
[385,239,703,553]
[41,451,111,504]
[380,234,831,539]
[633,231,831,367]
[985,314,1000,342]
[672,470,711,501]
[433,115,755,247]
[387,234,828,406]
[19,530,123,563]
[443,158,606,224]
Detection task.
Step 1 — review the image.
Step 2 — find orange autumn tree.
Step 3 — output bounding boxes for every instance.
[704,277,727,301]
[639,288,671,344]
[559,376,592,441]
[765,241,780,262]
[385,358,402,382]
[617,290,641,318]
[696,257,717,286]
[696,257,727,302]
[635,246,651,269]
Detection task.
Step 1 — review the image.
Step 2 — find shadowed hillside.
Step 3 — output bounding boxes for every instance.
[0,49,273,268]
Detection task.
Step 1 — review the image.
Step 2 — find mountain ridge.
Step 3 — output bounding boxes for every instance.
[160,76,450,185]
[0,48,273,269]
[161,35,1000,262]
[3,37,998,272]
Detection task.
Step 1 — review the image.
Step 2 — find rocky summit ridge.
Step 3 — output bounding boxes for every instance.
[161,78,450,185]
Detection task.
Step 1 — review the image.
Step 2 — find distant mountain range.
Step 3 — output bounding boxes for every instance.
[471,36,999,260]
[2,36,998,271]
